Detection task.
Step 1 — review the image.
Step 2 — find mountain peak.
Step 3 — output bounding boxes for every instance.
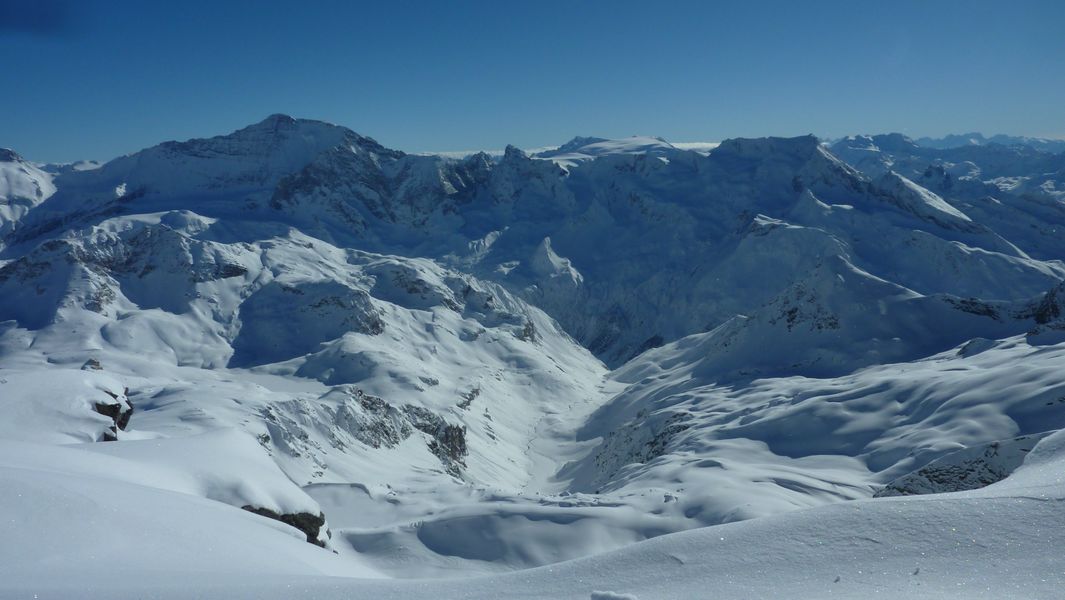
[554,136,610,154]
[225,113,349,141]
[0,148,23,162]
[503,144,528,161]
[534,136,679,166]
[710,135,843,174]
[138,114,369,169]
[914,132,988,149]
[259,113,298,125]
[833,133,918,154]
[872,132,918,149]
[713,134,822,158]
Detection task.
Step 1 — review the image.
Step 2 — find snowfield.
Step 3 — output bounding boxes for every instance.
[1,117,1064,598]
[6,430,1065,599]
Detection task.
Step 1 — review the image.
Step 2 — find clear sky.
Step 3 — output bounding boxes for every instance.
[2,0,1064,163]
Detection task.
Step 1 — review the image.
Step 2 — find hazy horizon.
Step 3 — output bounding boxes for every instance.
[2,0,1064,163]
[6,111,1065,166]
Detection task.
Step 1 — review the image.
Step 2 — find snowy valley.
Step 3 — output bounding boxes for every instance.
[2,116,1065,599]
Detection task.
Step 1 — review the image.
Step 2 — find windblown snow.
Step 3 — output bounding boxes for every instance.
[2,118,1065,598]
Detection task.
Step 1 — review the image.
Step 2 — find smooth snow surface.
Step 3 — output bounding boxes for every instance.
[2,118,1065,598]
[9,432,1065,598]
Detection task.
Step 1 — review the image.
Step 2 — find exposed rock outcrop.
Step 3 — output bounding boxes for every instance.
[91,388,133,442]
[402,405,469,477]
[240,505,328,547]
[875,432,1051,497]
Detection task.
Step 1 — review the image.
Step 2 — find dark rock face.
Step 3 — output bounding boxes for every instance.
[875,432,1050,497]
[402,405,469,477]
[81,358,103,371]
[335,390,413,450]
[457,387,480,410]
[214,263,248,279]
[91,388,133,442]
[516,319,538,342]
[257,388,469,480]
[634,334,665,356]
[116,403,133,431]
[583,410,692,492]
[240,506,327,547]
[92,402,122,441]
[946,297,1001,320]
[431,425,469,471]
[1034,283,1065,324]
[1020,283,1065,344]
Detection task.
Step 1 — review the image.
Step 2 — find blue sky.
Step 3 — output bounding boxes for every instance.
[2,0,1063,163]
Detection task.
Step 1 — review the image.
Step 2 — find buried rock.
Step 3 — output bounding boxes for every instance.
[241,506,328,547]
[91,388,134,442]
[81,358,103,371]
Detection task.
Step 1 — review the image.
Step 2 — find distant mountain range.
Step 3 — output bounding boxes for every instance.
[914,132,1065,153]
[3,116,1065,595]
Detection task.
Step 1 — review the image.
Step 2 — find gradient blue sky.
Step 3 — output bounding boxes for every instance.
[2,0,1063,163]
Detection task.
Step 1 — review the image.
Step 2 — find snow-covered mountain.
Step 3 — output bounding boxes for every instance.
[915,132,1065,154]
[3,116,1065,597]
[533,135,687,167]
[830,133,1065,260]
[0,148,56,241]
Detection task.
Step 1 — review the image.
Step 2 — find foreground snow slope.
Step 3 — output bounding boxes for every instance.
[0,439,379,583]
[7,428,1065,599]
